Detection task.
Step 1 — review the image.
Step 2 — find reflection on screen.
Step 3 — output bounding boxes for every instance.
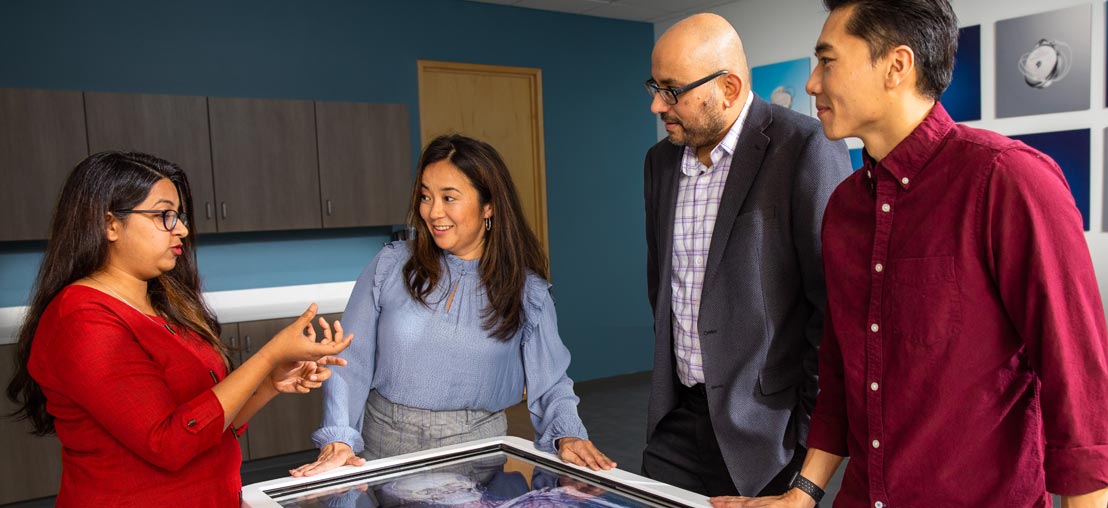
[274,452,655,508]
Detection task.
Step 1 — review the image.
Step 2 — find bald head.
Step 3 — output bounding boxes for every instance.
[654,13,751,87]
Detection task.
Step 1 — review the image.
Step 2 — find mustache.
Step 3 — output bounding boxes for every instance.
[659,114,680,124]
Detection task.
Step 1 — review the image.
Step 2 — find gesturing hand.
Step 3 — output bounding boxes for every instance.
[290,442,367,477]
[556,437,617,471]
[263,305,354,368]
[269,357,345,394]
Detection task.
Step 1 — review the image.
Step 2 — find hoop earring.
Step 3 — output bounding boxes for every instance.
[485,217,492,231]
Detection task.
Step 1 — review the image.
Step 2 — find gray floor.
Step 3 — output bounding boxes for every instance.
[569,371,845,502]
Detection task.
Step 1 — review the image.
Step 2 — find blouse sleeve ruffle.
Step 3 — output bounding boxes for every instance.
[520,275,589,453]
[312,241,410,452]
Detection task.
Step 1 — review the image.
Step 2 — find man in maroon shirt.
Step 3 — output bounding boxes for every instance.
[710,1,1108,507]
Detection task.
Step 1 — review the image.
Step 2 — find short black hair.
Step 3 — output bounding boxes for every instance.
[824,0,959,100]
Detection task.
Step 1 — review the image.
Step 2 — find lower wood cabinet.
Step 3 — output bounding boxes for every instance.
[0,344,63,505]
[233,314,339,459]
[219,323,252,461]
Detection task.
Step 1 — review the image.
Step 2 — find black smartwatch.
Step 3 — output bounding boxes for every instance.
[789,472,825,503]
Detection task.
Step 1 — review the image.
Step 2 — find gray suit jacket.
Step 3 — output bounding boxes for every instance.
[644,96,852,495]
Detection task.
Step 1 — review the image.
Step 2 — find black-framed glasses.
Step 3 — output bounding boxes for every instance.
[114,209,188,231]
[644,70,729,105]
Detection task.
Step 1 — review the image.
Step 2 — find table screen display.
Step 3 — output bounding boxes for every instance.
[268,450,666,508]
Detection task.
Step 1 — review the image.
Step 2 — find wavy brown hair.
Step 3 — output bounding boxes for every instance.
[403,135,548,341]
[6,151,225,435]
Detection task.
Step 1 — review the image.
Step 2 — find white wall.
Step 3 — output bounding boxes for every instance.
[655,0,1108,318]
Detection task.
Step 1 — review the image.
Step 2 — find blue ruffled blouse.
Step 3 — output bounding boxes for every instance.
[312,241,588,453]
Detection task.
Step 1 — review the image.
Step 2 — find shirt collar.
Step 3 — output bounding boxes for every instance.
[862,102,955,191]
[444,251,481,272]
[681,91,754,176]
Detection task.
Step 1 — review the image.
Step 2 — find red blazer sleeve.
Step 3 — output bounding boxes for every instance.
[46,307,227,471]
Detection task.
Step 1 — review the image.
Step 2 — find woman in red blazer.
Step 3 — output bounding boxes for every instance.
[6,151,353,507]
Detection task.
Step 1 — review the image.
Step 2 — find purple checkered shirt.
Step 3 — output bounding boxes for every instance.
[671,92,752,386]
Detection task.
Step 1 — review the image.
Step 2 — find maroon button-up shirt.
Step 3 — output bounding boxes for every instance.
[809,103,1108,508]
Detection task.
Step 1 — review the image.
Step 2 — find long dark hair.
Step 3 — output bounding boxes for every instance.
[6,151,224,435]
[403,135,548,341]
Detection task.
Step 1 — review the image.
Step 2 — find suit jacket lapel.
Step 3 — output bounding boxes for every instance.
[657,142,683,310]
[703,97,772,285]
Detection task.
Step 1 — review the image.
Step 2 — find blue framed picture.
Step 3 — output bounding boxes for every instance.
[1011,129,1091,231]
[752,57,812,116]
[848,148,865,171]
[944,24,982,122]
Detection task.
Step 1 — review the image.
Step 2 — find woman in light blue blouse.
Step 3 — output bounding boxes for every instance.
[292,135,615,477]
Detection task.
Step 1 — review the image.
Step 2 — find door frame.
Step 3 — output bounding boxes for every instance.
[416,60,549,256]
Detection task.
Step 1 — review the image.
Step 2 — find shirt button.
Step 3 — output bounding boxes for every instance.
[881,203,891,213]
[870,323,879,333]
[875,502,885,508]
[872,439,880,448]
[870,382,879,391]
[187,419,197,427]
[900,177,909,185]
[695,257,703,266]
[874,263,883,272]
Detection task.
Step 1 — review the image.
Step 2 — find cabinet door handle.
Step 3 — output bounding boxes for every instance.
[326,199,333,216]
[221,202,228,219]
[205,202,213,220]
[244,335,252,354]
[230,336,238,348]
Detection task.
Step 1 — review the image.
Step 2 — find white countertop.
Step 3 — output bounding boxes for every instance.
[0,281,356,346]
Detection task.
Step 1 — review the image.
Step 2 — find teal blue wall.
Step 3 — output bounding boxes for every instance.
[0,0,657,381]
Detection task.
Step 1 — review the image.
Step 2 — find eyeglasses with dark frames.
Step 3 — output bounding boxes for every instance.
[644,70,729,105]
[114,209,188,231]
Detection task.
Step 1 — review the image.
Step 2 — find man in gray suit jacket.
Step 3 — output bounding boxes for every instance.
[642,13,851,498]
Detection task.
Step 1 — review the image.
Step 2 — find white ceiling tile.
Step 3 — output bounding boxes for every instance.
[583,3,672,22]
[465,0,748,23]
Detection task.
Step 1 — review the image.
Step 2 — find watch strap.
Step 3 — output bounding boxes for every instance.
[790,472,825,503]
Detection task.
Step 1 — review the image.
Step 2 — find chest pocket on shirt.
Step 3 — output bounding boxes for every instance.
[888,256,962,347]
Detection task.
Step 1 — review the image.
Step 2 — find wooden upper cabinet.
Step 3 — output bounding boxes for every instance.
[316,102,412,228]
[84,92,218,233]
[0,89,88,241]
[208,97,321,232]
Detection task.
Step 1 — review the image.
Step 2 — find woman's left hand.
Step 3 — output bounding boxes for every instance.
[270,356,346,394]
[556,437,617,471]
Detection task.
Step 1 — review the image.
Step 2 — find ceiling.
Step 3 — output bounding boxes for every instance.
[466,0,742,23]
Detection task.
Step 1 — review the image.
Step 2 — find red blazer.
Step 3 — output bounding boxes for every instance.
[29,285,244,508]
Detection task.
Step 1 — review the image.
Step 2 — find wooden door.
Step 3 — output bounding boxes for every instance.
[0,344,63,504]
[0,88,88,241]
[417,61,549,255]
[85,92,219,233]
[316,102,412,228]
[209,97,321,232]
